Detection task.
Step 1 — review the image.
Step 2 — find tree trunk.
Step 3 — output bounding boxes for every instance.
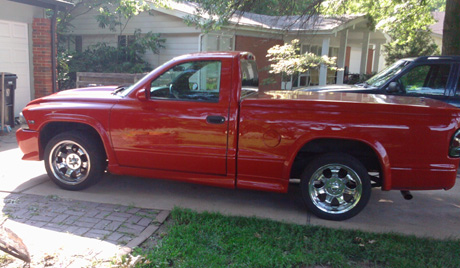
[442,0,460,55]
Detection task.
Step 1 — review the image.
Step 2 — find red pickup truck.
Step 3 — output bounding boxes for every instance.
[16,51,460,221]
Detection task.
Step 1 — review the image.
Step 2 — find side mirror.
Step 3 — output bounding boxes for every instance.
[136,88,148,101]
[387,82,401,93]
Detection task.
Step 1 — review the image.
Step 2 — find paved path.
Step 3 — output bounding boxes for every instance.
[2,193,168,246]
[0,129,170,267]
[0,192,169,267]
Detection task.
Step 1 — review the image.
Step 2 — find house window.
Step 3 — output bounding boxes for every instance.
[62,36,82,52]
[301,44,322,56]
[118,35,136,61]
[200,34,234,51]
[329,47,339,58]
[75,36,82,52]
[118,35,135,48]
[286,44,339,87]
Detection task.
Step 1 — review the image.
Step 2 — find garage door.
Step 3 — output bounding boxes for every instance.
[0,19,31,117]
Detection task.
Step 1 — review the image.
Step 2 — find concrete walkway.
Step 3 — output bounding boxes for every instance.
[0,192,169,267]
[1,127,460,264]
[0,130,169,267]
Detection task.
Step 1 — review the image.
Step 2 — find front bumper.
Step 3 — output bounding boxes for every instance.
[16,128,41,161]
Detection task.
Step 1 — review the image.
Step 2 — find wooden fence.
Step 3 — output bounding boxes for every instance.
[76,72,148,88]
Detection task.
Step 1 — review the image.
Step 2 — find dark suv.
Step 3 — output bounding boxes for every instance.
[297,56,460,107]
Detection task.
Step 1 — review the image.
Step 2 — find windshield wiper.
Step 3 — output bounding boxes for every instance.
[112,86,125,95]
[354,82,371,88]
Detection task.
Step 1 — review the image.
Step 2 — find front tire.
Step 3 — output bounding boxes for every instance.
[44,131,105,190]
[300,153,371,221]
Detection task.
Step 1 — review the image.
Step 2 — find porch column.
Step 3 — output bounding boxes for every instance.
[336,30,348,84]
[360,31,370,75]
[373,42,382,73]
[319,37,330,86]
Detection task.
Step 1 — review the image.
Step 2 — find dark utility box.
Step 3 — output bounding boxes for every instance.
[1,72,18,126]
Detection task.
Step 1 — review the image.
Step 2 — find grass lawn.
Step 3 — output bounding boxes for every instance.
[135,208,460,268]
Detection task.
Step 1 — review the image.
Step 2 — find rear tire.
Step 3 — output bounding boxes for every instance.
[300,153,371,221]
[44,131,105,190]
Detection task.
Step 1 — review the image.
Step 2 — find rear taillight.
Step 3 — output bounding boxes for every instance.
[449,129,460,157]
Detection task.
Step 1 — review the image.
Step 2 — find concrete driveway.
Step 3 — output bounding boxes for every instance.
[2,129,460,241]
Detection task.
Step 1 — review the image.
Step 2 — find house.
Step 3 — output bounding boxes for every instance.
[0,0,72,118]
[66,1,389,91]
[430,11,444,51]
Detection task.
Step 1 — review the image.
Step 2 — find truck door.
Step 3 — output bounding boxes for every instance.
[110,59,231,175]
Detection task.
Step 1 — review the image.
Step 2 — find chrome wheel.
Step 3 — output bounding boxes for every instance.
[309,164,362,214]
[301,153,371,221]
[48,140,91,186]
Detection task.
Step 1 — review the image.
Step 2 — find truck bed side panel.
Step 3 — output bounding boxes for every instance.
[237,92,460,192]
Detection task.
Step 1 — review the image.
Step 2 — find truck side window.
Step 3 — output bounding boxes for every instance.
[399,64,450,96]
[240,59,259,98]
[456,70,460,96]
[150,61,221,102]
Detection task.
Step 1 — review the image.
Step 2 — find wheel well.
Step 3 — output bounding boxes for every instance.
[290,138,382,179]
[39,122,106,160]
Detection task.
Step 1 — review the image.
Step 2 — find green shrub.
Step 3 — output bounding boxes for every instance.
[58,29,165,89]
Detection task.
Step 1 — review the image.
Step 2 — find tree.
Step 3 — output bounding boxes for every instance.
[185,0,453,60]
[442,0,460,55]
[57,0,166,36]
[266,39,337,75]
[320,0,440,61]
[181,0,323,31]
[55,0,166,89]
[383,30,439,64]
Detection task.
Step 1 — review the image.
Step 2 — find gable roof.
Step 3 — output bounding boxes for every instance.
[230,13,365,33]
[8,0,73,11]
[151,1,367,34]
[431,11,444,36]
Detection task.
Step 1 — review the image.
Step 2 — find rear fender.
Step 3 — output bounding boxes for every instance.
[285,134,392,190]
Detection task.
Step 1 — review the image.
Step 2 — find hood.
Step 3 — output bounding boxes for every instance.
[28,86,121,105]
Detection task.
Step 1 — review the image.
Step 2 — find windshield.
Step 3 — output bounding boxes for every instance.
[118,62,175,97]
[366,59,411,87]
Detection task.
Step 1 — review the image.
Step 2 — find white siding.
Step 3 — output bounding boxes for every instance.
[0,0,44,116]
[144,33,200,68]
[432,34,443,52]
[378,53,385,71]
[70,9,200,35]
[82,35,118,48]
[69,7,201,69]
[0,0,43,23]
[80,32,200,69]
[349,47,362,74]
[0,20,31,116]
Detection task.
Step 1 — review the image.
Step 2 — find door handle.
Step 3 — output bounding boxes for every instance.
[206,115,226,124]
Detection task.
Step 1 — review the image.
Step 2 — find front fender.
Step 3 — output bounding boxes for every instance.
[36,113,118,167]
